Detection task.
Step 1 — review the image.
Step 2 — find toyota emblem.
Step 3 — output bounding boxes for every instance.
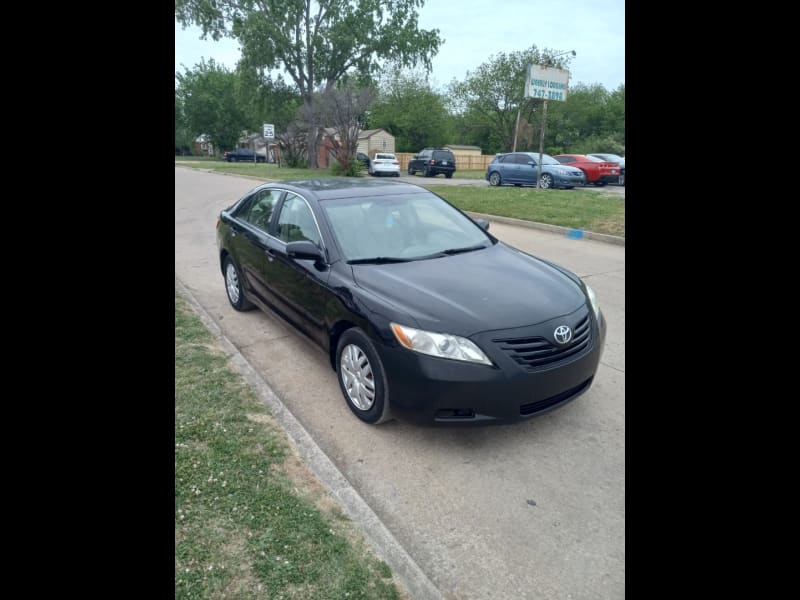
[554,325,572,345]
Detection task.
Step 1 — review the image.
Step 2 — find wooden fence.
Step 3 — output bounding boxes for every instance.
[394,152,496,172]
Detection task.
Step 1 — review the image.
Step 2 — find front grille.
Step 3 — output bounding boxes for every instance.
[493,314,591,369]
[519,377,592,416]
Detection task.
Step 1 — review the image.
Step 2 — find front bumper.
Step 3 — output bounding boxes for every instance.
[376,310,606,425]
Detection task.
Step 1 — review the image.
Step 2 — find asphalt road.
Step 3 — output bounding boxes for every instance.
[175,167,625,600]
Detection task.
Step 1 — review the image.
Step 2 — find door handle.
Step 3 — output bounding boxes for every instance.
[265,248,275,262]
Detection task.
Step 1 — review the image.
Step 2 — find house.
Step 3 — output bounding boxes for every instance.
[194,134,214,156]
[357,129,395,157]
[317,128,397,167]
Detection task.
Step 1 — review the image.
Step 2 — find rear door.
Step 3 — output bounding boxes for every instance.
[228,189,284,304]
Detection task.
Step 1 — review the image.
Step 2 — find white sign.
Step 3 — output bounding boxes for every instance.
[263,123,275,138]
[525,64,570,101]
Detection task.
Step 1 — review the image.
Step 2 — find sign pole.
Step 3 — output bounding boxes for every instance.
[536,100,548,188]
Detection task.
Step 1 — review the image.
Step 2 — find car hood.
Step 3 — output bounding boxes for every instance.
[351,243,587,336]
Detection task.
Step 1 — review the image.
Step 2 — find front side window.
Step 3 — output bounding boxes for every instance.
[276,194,321,246]
[241,189,282,231]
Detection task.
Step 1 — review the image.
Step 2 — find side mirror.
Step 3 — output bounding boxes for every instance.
[286,240,324,262]
[475,218,490,231]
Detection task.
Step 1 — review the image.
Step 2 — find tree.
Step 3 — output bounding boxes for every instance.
[448,46,573,153]
[543,83,625,154]
[367,68,452,152]
[176,59,248,155]
[316,82,376,174]
[176,0,442,168]
[234,65,301,137]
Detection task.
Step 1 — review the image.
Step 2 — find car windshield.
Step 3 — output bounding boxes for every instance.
[322,192,493,262]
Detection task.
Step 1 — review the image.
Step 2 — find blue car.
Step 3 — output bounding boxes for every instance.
[485,152,586,189]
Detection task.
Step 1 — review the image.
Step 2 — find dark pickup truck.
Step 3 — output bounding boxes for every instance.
[224,148,266,163]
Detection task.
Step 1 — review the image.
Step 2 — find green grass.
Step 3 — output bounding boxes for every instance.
[427,185,625,237]
[175,159,624,236]
[175,292,401,599]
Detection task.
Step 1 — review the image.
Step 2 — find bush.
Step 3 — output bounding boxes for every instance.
[330,160,366,177]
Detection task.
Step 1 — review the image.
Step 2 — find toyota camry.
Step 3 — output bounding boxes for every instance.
[216,178,606,425]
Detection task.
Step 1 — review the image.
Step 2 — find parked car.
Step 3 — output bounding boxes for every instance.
[485,152,586,189]
[217,178,606,425]
[407,148,456,178]
[356,152,371,171]
[224,148,266,163]
[552,154,619,186]
[368,153,400,177]
[588,153,625,185]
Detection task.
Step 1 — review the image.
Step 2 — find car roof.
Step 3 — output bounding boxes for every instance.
[252,178,425,200]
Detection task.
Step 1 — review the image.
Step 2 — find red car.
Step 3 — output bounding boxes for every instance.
[552,154,620,186]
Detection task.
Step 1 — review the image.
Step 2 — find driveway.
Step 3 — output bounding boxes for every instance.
[175,167,625,599]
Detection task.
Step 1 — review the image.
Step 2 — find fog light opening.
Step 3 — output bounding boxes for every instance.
[435,408,476,419]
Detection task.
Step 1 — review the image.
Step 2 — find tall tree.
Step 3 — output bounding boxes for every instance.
[448,46,573,153]
[176,59,248,155]
[368,68,452,152]
[316,82,376,173]
[176,0,442,168]
[234,66,302,137]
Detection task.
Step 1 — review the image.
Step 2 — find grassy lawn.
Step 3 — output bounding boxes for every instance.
[175,159,624,237]
[175,292,401,599]
[428,185,625,237]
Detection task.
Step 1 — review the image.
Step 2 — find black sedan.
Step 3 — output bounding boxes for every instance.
[216,179,606,425]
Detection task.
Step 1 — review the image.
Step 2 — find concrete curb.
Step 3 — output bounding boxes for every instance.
[464,210,625,246]
[176,278,443,600]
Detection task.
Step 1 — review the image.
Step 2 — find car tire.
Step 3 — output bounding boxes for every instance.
[595,181,607,187]
[230,157,238,162]
[394,172,400,177]
[223,257,255,311]
[539,174,554,189]
[408,164,415,175]
[336,328,392,425]
[423,166,431,177]
[445,172,453,179]
[619,173,625,186]
[489,172,502,186]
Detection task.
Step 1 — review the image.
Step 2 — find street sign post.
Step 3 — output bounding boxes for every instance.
[263,123,275,139]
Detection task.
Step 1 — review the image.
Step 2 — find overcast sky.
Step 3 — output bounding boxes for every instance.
[175,0,624,91]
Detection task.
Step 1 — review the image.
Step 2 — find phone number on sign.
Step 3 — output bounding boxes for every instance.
[530,89,565,101]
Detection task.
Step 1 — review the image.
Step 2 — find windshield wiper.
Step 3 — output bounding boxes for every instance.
[347,256,412,265]
[441,243,488,256]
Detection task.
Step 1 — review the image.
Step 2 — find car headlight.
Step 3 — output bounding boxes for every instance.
[390,323,492,365]
[585,284,601,320]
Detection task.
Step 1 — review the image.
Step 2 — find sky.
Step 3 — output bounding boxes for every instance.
[175,0,624,92]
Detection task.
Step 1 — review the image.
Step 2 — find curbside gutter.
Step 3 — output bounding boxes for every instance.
[176,278,443,600]
[464,210,625,246]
